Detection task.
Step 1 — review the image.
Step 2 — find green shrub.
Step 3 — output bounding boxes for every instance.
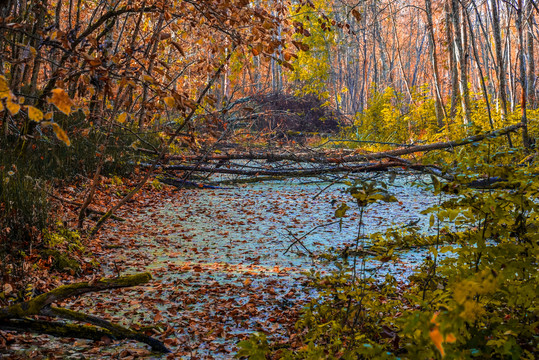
[265,145,538,359]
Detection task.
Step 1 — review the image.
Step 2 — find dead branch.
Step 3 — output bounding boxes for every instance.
[0,273,169,353]
[160,162,436,177]
[164,123,524,166]
[48,193,126,222]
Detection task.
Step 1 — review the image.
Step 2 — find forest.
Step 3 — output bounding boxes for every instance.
[0,0,537,358]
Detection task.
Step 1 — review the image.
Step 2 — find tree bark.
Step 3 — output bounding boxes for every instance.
[451,0,472,125]
[426,0,447,127]
[157,123,524,169]
[490,0,509,122]
[527,0,536,108]
[0,273,169,352]
[517,0,531,147]
[446,1,459,119]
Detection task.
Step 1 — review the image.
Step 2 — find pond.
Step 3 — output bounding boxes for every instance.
[16,173,441,358]
[106,173,438,357]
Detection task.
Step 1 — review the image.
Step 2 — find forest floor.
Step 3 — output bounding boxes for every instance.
[1,171,437,359]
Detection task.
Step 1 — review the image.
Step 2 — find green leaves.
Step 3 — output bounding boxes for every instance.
[236,333,269,360]
[334,202,349,218]
[347,181,398,208]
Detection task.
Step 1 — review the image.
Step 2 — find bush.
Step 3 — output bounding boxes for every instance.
[258,145,538,359]
[0,165,49,282]
[251,93,345,134]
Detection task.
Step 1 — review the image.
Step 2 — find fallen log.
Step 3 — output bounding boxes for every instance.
[344,123,524,162]
[160,162,438,177]
[163,123,524,165]
[157,176,227,189]
[0,273,169,353]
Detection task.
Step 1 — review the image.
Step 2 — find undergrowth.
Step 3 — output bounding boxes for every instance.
[238,144,538,359]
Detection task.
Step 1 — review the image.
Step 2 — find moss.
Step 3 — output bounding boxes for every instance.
[41,249,81,274]
[0,272,152,320]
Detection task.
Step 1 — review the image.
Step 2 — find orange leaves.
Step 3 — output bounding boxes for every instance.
[47,122,71,146]
[6,100,20,115]
[142,74,155,84]
[47,88,75,115]
[0,75,21,115]
[251,44,262,56]
[81,52,101,67]
[429,312,456,358]
[117,112,128,124]
[163,96,176,107]
[40,120,70,146]
[0,75,9,97]
[27,106,43,122]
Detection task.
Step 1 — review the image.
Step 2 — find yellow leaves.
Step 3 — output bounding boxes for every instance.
[6,100,20,115]
[41,121,71,146]
[163,96,176,107]
[50,122,70,146]
[429,313,456,358]
[334,203,350,218]
[117,112,128,124]
[453,270,497,320]
[47,88,75,115]
[0,75,9,97]
[0,76,20,115]
[142,75,155,84]
[27,106,43,122]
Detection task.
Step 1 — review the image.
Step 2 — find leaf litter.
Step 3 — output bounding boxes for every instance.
[1,173,438,359]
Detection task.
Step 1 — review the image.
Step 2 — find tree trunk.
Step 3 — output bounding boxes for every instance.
[464,5,494,130]
[517,0,530,147]
[451,0,472,125]
[426,0,447,127]
[527,0,536,108]
[490,0,509,121]
[446,1,459,119]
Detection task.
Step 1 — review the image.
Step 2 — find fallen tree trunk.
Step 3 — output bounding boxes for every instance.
[0,273,169,353]
[159,162,437,177]
[164,123,524,165]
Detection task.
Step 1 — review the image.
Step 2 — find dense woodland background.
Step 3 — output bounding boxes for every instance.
[0,0,538,358]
